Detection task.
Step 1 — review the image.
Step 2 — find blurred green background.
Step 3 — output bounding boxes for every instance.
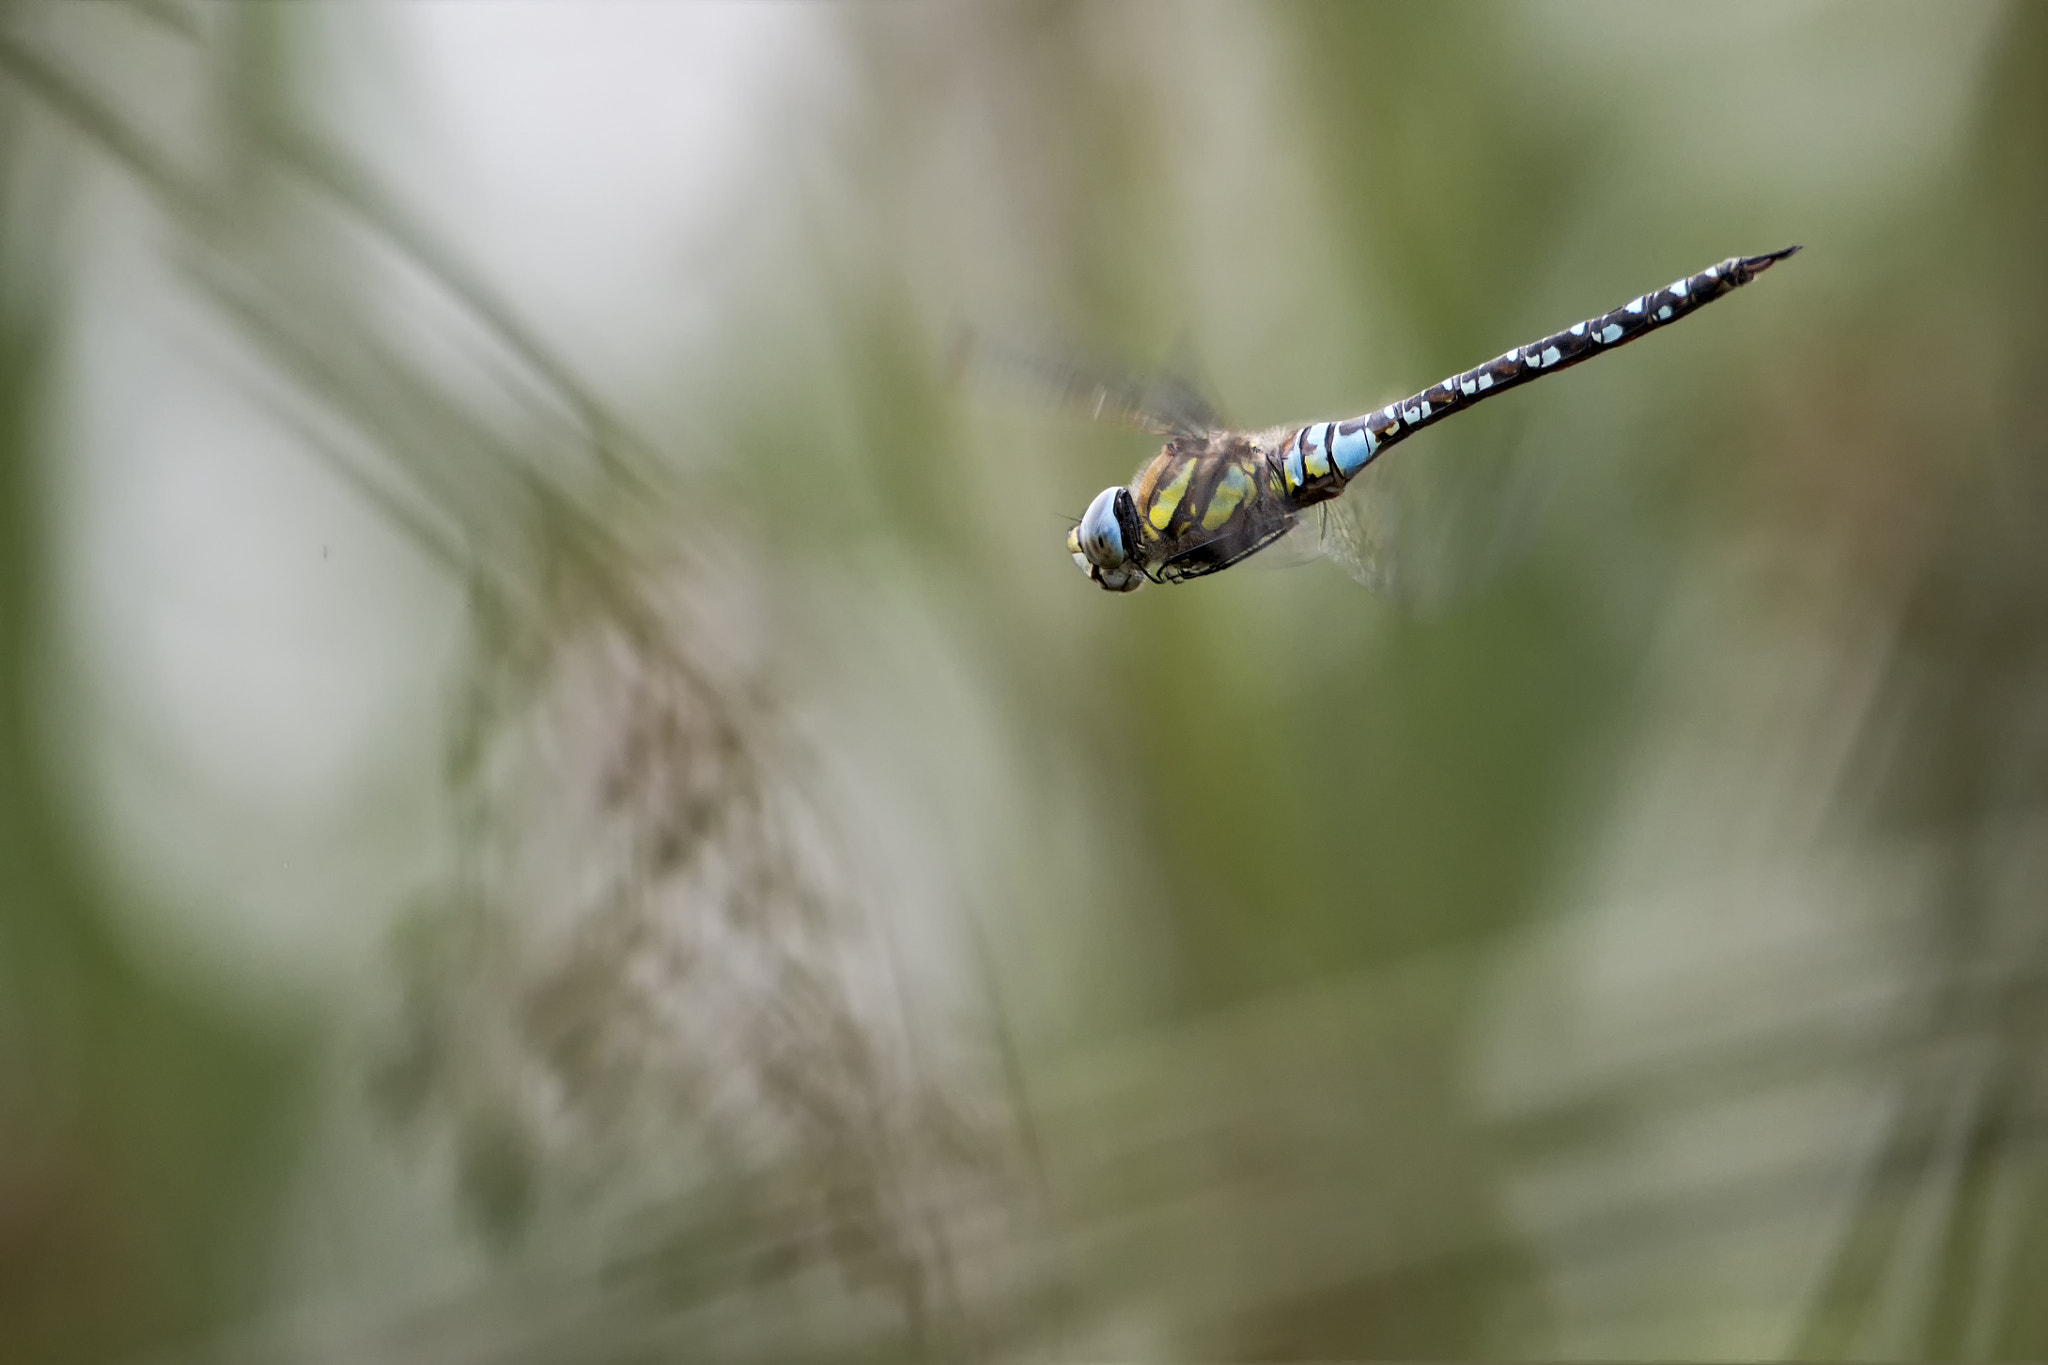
[4,1,2048,1360]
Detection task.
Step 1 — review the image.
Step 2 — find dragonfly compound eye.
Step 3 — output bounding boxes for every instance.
[1072,488,1146,591]
[1081,485,1130,573]
[1077,486,1131,570]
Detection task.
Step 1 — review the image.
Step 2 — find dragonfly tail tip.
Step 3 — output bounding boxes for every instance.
[1745,244,1803,273]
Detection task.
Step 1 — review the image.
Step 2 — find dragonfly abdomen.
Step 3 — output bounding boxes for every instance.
[1359,245,1802,459]
[1274,417,1383,506]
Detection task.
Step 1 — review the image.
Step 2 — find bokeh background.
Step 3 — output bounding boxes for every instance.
[5,2,2048,1360]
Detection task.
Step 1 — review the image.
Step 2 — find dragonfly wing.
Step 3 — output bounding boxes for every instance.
[1312,427,1551,612]
[1310,496,1408,598]
[1256,514,1340,572]
[1131,371,1222,439]
[950,328,1222,437]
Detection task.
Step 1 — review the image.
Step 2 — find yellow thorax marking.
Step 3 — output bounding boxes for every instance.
[1201,462,1254,531]
[1147,458,1197,531]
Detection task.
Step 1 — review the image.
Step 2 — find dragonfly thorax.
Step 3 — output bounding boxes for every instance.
[1069,485,1146,592]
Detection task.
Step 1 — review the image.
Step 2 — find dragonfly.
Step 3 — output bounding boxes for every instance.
[1063,246,1801,593]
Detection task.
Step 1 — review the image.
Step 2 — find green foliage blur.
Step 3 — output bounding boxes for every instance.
[4,2,2048,1361]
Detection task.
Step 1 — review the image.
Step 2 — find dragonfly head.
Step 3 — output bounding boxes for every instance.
[1070,486,1146,592]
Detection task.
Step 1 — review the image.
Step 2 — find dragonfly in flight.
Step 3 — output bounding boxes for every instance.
[1061,247,1801,593]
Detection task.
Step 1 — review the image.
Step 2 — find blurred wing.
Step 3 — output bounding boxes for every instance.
[1306,496,1405,597]
[949,328,1222,438]
[1306,425,1551,613]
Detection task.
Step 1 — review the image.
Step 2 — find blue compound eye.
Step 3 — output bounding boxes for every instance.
[1077,486,1128,570]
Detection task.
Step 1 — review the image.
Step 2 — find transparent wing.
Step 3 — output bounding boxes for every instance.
[1300,422,1551,612]
[948,327,1221,438]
